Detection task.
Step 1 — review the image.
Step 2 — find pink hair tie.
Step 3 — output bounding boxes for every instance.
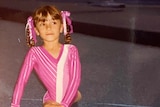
[25,16,37,44]
[61,11,73,35]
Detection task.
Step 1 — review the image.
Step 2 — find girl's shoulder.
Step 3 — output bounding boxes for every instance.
[64,44,79,52]
[27,46,41,53]
[64,44,79,54]
[64,44,77,49]
[29,46,40,50]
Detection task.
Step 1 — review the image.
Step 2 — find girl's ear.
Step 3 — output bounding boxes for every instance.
[34,27,40,36]
[60,24,63,33]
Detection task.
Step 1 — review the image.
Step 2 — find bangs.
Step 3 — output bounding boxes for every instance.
[33,5,62,25]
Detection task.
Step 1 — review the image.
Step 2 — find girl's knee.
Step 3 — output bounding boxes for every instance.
[74,91,82,103]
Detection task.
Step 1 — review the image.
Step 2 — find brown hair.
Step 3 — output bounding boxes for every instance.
[32,5,62,26]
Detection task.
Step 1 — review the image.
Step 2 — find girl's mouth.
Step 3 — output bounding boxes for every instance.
[46,33,54,36]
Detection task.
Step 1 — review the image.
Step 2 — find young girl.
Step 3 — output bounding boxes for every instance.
[11,5,81,107]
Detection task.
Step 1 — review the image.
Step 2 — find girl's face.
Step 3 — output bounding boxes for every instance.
[35,14,63,43]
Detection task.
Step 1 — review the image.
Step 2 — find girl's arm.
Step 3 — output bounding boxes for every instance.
[61,45,81,107]
[11,49,35,107]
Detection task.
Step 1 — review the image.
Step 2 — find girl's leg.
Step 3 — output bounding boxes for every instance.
[43,101,63,107]
[43,91,82,107]
[73,91,82,103]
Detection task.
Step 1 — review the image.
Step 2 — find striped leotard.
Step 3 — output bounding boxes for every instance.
[11,44,81,107]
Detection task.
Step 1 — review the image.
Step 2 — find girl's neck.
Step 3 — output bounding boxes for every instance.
[43,41,62,50]
[42,42,63,59]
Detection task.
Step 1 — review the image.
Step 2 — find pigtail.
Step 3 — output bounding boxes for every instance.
[25,16,37,47]
[26,25,35,47]
[64,25,72,44]
[61,11,73,44]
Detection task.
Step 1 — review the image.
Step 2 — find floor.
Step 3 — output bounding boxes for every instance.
[1,20,160,107]
[0,1,160,107]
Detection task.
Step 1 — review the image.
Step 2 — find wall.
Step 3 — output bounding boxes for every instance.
[40,0,160,4]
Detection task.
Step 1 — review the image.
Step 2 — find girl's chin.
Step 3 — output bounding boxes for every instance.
[43,38,58,42]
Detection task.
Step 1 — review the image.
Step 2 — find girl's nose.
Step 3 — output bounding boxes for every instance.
[45,23,52,29]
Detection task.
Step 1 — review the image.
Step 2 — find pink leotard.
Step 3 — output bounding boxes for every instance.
[11,44,81,107]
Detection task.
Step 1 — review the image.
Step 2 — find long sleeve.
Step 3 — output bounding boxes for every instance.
[11,49,35,107]
[61,45,81,107]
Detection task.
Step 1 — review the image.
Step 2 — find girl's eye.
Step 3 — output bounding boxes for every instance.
[52,21,57,24]
[39,22,45,26]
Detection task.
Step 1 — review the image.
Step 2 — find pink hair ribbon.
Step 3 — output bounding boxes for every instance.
[25,16,37,43]
[61,11,73,35]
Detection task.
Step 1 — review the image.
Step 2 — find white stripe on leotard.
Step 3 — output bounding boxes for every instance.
[56,45,69,103]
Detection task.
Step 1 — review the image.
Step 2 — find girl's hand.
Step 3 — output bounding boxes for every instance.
[43,101,64,107]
